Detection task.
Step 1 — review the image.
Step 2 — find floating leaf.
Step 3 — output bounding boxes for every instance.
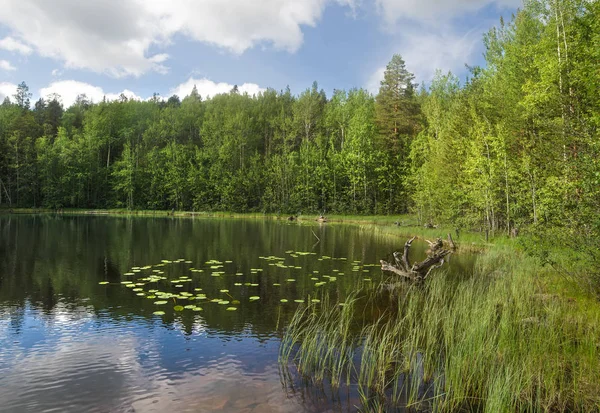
[193,307,203,311]
[219,289,229,293]
[136,293,145,296]
[98,281,109,285]
[286,279,295,282]
[234,283,242,286]
[147,295,156,299]
[184,305,195,309]
[154,301,168,305]
[311,299,321,303]
[249,296,260,301]
[232,300,240,305]
[121,281,133,284]
[294,299,305,303]
[173,305,184,311]
[132,288,143,292]
[226,307,237,311]
[153,311,165,316]
[280,299,288,303]
[273,283,281,286]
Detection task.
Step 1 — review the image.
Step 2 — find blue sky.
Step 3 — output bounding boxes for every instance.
[0,0,521,107]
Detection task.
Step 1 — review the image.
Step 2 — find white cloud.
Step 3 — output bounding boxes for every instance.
[403,27,482,81]
[366,26,482,91]
[0,59,16,71]
[170,77,265,99]
[366,66,385,94]
[0,82,17,101]
[105,89,144,102]
[0,36,32,54]
[0,0,356,77]
[375,0,522,25]
[39,81,143,107]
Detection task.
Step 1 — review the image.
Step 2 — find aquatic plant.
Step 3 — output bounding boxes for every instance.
[280,245,600,411]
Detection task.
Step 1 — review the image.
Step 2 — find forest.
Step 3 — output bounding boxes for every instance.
[0,0,598,237]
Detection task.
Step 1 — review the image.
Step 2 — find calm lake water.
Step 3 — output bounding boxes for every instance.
[0,214,472,413]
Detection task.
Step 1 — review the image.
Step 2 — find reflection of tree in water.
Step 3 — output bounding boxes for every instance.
[100,256,122,282]
[0,215,475,342]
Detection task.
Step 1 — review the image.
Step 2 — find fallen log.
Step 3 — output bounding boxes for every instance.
[380,234,456,281]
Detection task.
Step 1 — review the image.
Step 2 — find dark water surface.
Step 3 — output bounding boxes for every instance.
[0,215,471,413]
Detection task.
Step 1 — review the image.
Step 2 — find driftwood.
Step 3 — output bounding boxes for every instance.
[380,234,456,281]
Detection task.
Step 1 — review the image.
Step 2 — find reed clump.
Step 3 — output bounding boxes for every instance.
[280,245,600,412]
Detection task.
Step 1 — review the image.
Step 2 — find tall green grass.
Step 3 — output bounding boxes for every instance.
[280,245,600,412]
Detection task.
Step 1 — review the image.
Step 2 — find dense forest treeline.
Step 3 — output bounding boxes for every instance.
[0,0,598,236]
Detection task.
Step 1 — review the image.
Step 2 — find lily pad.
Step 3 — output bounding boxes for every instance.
[294,299,305,303]
[173,305,184,311]
[154,301,168,305]
[280,299,288,303]
[98,281,109,285]
[249,296,260,301]
[153,311,165,316]
[226,307,237,311]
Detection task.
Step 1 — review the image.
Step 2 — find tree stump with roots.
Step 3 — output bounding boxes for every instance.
[380,234,456,281]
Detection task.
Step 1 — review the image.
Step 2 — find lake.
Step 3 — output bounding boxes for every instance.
[0,214,471,412]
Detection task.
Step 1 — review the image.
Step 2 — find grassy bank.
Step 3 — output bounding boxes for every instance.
[279,244,600,412]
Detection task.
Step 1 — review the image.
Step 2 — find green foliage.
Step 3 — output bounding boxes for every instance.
[1,3,598,232]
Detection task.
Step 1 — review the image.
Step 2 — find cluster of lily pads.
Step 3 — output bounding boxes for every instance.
[98,252,381,317]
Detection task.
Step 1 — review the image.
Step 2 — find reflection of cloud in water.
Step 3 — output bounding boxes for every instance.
[0,328,312,413]
[0,334,145,412]
[131,363,310,413]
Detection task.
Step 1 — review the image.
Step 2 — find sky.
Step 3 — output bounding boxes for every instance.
[0,0,522,108]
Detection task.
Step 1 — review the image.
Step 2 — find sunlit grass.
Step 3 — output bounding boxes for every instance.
[280,245,600,411]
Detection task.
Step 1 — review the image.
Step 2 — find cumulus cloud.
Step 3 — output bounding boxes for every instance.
[365,0,511,91]
[170,77,265,99]
[37,78,264,108]
[0,0,355,77]
[0,59,16,71]
[366,25,483,92]
[0,82,17,101]
[39,81,143,107]
[375,0,522,25]
[0,36,32,54]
